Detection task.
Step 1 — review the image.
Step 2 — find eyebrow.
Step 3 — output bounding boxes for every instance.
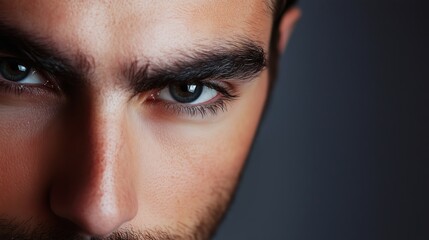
[127,39,267,93]
[0,22,267,93]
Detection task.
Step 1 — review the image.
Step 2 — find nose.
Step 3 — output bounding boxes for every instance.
[49,92,138,236]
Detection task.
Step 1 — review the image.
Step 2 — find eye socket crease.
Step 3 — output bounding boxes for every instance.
[0,22,267,97]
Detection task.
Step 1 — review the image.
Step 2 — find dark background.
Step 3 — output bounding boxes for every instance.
[214,0,429,239]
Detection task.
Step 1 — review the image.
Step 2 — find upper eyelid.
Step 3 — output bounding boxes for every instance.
[0,56,37,69]
[131,78,229,98]
[0,48,46,65]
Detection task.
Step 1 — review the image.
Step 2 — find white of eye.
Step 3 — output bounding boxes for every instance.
[157,85,218,105]
[18,70,44,84]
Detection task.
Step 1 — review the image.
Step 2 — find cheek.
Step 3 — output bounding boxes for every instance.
[0,104,60,216]
[130,75,269,225]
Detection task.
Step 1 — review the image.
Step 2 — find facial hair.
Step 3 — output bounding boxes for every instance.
[0,180,238,240]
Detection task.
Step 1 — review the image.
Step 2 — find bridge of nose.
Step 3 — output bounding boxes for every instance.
[49,89,139,236]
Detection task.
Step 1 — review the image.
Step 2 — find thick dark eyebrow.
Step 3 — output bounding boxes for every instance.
[0,22,92,85]
[127,39,267,93]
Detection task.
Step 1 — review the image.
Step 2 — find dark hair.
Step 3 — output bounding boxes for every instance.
[275,0,298,22]
[284,0,298,13]
[269,0,298,87]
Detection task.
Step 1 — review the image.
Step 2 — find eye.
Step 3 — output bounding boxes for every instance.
[157,82,218,105]
[147,81,238,118]
[0,58,44,84]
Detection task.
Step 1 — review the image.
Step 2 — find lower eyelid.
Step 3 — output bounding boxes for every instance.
[162,98,230,118]
[0,80,46,96]
[0,77,59,97]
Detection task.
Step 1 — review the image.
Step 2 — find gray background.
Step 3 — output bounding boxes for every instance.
[214,0,429,239]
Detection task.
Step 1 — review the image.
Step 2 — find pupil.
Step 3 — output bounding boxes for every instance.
[0,59,30,82]
[169,83,203,103]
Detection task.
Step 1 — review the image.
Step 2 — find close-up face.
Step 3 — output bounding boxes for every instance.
[0,0,298,239]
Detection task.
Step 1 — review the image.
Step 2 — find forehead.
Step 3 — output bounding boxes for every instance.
[0,0,273,60]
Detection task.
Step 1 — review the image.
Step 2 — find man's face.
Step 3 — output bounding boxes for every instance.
[0,0,276,239]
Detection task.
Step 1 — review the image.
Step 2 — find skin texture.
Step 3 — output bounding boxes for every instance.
[0,0,299,239]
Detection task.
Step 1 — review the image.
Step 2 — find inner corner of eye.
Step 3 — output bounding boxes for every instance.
[141,90,161,102]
